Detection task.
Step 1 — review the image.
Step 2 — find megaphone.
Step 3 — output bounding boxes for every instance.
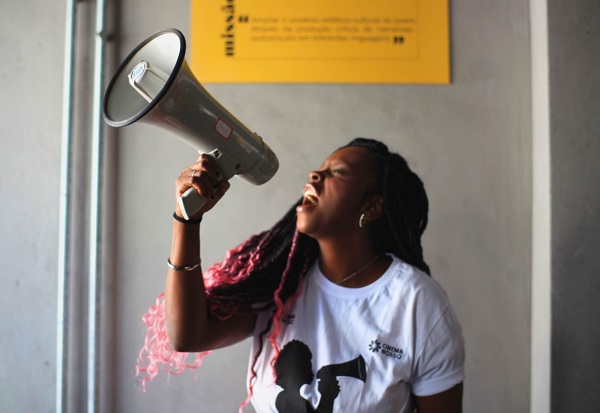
[317,355,367,383]
[103,28,279,219]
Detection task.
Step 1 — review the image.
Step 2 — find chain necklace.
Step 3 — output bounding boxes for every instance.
[335,255,380,285]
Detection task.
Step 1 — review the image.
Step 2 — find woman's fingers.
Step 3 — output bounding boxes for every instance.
[178,154,221,198]
[175,154,230,218]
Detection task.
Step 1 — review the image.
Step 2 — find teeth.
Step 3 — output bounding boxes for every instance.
[302,185,318,206]
[304,194,317,205]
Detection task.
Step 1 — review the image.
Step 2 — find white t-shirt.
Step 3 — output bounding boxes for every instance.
[249,254,465,413]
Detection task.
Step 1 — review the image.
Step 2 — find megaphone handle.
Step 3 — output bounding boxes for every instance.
[178,187,209,220]
[177,148,239,220]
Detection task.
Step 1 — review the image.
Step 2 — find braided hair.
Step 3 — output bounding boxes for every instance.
[344,138,430,275]
[136,138,430,407]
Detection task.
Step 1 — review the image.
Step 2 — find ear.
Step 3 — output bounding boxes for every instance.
[361,195,384,221]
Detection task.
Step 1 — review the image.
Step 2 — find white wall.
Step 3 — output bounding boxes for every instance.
[0,1,65,411]
[1,1,538,412]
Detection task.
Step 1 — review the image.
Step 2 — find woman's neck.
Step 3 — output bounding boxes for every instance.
[316,240,388,287]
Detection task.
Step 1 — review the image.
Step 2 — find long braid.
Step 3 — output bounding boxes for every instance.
[342,138,431,275]
[241,229,315,412]
[136,199,318,393]
[205,201,318,318]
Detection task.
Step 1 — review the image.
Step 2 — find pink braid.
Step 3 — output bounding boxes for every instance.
[137,214,314,413]
[243,231,312,411]
[136,293,209,392]
[136,232,292,391]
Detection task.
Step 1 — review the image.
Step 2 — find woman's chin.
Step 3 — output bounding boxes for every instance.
[295,215,315,236]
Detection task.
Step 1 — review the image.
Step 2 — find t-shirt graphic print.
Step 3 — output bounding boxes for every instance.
[273,339,367,412]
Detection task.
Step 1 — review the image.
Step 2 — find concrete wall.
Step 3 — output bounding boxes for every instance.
[0,1,65,411]
[1,0,567,412]
[548,0,600,411]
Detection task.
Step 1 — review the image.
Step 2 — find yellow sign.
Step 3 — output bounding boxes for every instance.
[190,0,449,83]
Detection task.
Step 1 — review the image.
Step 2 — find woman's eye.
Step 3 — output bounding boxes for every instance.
[319,166,346,176]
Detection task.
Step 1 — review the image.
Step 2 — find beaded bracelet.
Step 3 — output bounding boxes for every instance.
[167,258,200,272]
[173,212,202,224]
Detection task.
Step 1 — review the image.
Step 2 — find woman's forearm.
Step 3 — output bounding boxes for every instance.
[165,154,239,352]
[165,219,207,352]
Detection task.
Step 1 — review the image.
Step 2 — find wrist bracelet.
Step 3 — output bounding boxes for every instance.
[167,258,200,272]
[173,212,202,224]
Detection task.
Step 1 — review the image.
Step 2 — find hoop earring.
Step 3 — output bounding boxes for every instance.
[359,213,367,228]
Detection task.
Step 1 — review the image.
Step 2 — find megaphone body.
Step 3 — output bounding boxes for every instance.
[103,29,278,219]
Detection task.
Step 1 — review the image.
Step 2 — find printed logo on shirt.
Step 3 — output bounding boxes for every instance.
[369,339,382,352]
[369,338,404,360]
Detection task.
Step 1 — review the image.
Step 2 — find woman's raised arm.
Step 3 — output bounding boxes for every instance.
[165,154,256,352]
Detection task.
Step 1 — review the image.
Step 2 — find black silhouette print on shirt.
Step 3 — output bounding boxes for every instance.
[273,340,367,413]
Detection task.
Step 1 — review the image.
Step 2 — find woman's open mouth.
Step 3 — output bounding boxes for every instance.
[297,185,319,212]
[303,193,318,206]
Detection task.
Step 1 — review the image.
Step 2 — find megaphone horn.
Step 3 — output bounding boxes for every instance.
[103,28,279,219]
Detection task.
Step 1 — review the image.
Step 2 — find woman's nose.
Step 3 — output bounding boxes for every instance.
[309,170,322,182]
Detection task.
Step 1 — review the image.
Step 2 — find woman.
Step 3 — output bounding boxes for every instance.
[139,138,465,412]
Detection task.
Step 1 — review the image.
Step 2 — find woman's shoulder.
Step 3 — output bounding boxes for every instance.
[387,254,453,310]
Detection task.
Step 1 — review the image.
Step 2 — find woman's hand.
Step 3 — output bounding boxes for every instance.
[174,153,231,220]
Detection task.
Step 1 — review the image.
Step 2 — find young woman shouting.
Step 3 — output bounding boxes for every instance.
[139,138,465,413]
